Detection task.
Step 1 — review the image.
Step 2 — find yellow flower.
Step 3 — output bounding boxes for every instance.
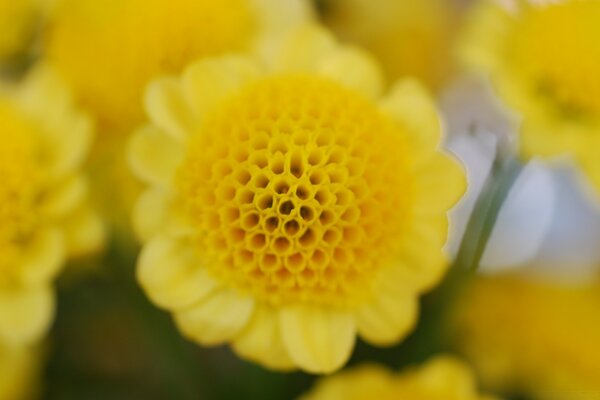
[0,65,103,346]
[301,356,499,400]
[318,0,462,92]
[460,0,600,192]
[129,25,465,373]
[0,0,40,62]
[452,275,600,400]
[0,344,41,400]
[44,0,312,132]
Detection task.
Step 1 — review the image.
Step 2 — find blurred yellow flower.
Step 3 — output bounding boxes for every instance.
[0,344,40,400]
[452,275,600,400]
[0,0,40,62]
[461,0,600,193]
[44,0,312,133]
[318,0,462,92]
[129,25,465,373]
[301,356,499,400]
[0,65,103,346]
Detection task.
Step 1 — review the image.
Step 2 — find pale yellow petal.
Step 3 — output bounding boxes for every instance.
[128,124,184,187]
[137,236,220,310]
[413,152,467,215]
[379,79,441,155]
[144,77,198,140]
[61,204,105,258]
[182,56,262,121]
[273,24,337,73]
[250,0,314,63]
[356,286,419,346]
[18,228,66,286]
[174,288,255,346]
[40,174,87,219]
[43,111,93,182]
[317,47,384,100]
[0,286,54,346]
[280,305,355,373]
[395,238,449,292]
[132,188,171,242]
[232,305,295,371]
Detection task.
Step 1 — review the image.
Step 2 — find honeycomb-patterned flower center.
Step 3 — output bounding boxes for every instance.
[178,75,414,306]
[46,0,256,130]
[512,0,600,117]
[0,101,41,273]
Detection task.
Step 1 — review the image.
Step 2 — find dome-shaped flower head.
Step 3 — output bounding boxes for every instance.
[0,65,103,346]
[452,275,600,400]
[129,25,466,373]
[461,0,600,194]
[44,0,312,133]
[318,0,462,92]
[301,356,499,400]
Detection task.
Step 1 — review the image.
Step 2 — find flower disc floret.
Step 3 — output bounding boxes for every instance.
[178,75,413,307]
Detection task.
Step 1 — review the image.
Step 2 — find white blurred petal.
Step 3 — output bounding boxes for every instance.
[480,160,556,271]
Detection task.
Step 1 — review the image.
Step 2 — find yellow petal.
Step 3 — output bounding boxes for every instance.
[182,56,262,122]
[413,152,467,215]
[132,188,171,242]
[317,47,384,100]
[18,228,66,286]
[250,0,314,63]
[0,286,54,346]
[128,124,184,187]
[61,204,105,258]
[356,284,419,346]
[174,288,255,346]
[280,305,355,373]
[274,24,336,73]
[232,305,295,371]
[394,239,449,292]
[137,236,220,310]
[144,77,198,140]
[40,174,87,219]
[379,79,441,156]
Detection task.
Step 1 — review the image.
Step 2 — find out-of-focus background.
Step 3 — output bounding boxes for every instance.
[2,0,599,399]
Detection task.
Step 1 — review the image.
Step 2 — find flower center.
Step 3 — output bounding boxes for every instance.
[512,0,600,117]
[178,75,414,307]
[46,0,256,130]
[0,101,41,275]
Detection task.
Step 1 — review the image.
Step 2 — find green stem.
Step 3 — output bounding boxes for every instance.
[453,154,524,274]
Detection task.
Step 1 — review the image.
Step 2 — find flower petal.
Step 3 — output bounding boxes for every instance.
[379,79,441,157]
[280,305,355,373]
[182,56,262,122]
[61,204,105,258]
[174,288,255,346]
[413,152,467,215]
[145,77,197,140]
[40,174,87,220]
[0,286,54,346]
[317,47,384,100]
[232,305,295,371]
[137,236,220,310]
[356,285,419,346]
[273,24,336,73]
[18,229,65,286]
[132,189,171,242]
[128,124,184,187]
